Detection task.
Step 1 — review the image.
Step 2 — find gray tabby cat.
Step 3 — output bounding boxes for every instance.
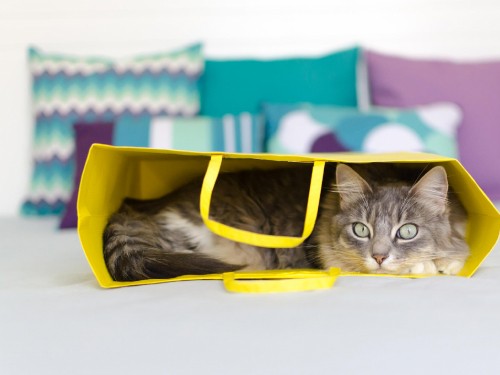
[103,163,469,281]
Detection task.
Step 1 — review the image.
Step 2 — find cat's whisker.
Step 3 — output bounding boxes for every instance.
[418,189,450,203]
[327,187,366,194]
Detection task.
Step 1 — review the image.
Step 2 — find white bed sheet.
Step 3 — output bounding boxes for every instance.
[1,213,499,375]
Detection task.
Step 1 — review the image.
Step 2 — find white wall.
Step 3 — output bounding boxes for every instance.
[1,0,500,216]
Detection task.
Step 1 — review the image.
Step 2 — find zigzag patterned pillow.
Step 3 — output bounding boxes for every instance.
[23,43,204,215]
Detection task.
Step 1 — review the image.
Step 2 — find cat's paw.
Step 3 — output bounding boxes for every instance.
[408,261,438,275]
[433,259,465,275]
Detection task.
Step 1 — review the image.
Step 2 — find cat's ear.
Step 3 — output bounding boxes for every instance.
[335,164,372,209]
[410,166,449,213]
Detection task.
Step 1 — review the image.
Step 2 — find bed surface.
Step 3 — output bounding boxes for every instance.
[1,213,500,374]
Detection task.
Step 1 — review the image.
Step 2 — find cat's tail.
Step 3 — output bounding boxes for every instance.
[103,219,243,282]
[107,248,243,282]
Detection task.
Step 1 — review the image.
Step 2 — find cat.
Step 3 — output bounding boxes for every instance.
[103,163,469,281]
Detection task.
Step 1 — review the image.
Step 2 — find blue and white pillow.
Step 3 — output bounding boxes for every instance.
[264,103,462,158]
[23,43,204,215]
[59,113,264,229]
[113,113,264,153]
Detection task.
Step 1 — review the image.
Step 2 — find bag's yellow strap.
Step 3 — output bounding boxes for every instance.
[223,268,340,293]
[200,155,326,248]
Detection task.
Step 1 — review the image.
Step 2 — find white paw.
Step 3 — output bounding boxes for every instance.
[409,261,438,275]
[434,259,465,275]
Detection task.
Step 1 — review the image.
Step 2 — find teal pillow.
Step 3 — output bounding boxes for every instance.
[264,103,462,158]
[199,47,359,117]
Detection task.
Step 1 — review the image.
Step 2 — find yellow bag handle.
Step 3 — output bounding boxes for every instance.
[200,155,326,248]
[223,268,341,293]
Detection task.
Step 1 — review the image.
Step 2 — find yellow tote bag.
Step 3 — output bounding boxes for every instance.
[77,145,500,292]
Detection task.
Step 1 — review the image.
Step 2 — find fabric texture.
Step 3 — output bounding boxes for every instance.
[365,50,500,199]
[2,213,500,374]
[199,47,359,117]
[23,43,204,216]
[264,103,462,157]
[59,114,264,228]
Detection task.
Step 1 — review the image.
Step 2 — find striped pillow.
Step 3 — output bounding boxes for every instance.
[58,114,264,228]
[115,113,264,153]
[23,43,204,216]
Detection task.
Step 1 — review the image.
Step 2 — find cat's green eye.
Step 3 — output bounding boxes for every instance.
[397,223,418,240]
[353,222,370,238]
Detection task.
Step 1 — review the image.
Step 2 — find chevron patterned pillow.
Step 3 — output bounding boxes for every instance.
[22,43,204,215]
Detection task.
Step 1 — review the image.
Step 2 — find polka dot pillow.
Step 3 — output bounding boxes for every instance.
[264,103,462,158]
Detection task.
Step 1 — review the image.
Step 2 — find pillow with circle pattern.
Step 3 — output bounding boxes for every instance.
[264,102,462,158]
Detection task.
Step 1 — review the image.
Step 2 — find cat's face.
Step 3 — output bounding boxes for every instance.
[318,164,452,274]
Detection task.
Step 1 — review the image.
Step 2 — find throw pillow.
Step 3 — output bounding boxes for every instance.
[23,43,204,215]
[59,113,264,228]
[264,103,462,157]
[199,47,359,117]
[59,122,114,229]
[114,113,265,153]
[365,49,500,199]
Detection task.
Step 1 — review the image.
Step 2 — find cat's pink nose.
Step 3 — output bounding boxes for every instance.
[372,254,388,265]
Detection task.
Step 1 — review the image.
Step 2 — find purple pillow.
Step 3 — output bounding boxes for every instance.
[365,50,500,200]
[59,122,114,229]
